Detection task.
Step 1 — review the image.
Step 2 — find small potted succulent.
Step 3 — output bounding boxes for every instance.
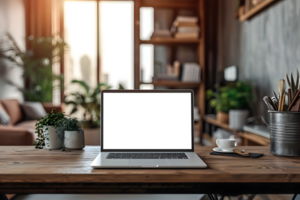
[56,117,85,150]
[35,109,65,149]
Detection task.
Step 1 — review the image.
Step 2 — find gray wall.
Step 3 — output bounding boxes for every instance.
[218,0,300,119]
[0,0,25,102]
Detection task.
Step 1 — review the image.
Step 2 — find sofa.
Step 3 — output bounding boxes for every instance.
[0,99,64,145]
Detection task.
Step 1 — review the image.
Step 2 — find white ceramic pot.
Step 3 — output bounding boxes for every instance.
[64,130,85,150]
[229,109,249,130]
[43,126,63,149]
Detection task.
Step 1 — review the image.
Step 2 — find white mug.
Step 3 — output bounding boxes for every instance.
[216,139,237,151]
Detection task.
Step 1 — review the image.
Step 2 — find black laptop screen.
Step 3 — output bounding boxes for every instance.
[102,94,191,149]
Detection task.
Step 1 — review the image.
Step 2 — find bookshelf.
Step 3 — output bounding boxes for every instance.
[134,0,206,143]
[140,38,201,45]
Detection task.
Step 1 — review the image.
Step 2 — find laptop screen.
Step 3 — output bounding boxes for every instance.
[101,91,193,151]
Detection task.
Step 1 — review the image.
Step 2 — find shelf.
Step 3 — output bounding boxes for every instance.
[140,0,198,9]
[140,38,200,45]
[203,115,238,134]
[238,132,270,146]
[239,0,278,22]
[140,81,201,88]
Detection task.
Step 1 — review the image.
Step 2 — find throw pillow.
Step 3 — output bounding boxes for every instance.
[21,102,47,120]
[0,106,10,125]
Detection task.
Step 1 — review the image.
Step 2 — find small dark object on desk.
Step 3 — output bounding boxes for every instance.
[210,152,264,158]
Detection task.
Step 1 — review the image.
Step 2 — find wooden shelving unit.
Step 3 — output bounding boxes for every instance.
[203,115,238,134]
[239,0,278,22]
[141,81,202,88]
[203,115,270,146]
[140,38,201,45]
[134,0,206,143]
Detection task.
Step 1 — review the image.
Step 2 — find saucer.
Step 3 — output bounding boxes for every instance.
[213,147,234,153]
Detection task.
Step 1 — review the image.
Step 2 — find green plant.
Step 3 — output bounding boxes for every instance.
[65,80,124,128]
[206,81,254,113]
[34,109,65,149]
[55,117,81,133]
[0,33,67,102]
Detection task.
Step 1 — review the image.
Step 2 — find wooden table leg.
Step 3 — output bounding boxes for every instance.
[0,194,8,200]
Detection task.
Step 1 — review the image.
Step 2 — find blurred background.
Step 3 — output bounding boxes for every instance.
[0,0,299,148]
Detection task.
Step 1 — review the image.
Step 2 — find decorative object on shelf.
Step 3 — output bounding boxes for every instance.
[206,81,254,125]
[34,109,65,149]
[55,117,85,150]
[0,33,67,102]
[216,112,229,124]
[229,109,249,130]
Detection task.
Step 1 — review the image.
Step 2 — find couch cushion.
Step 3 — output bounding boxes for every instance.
[15,120,36,130]
[21,102,47,120]
[0,106,10,125]
[1,99,23,125]
[0,125,36,145]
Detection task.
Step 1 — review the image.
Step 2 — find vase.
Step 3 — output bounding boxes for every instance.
[216,112,229,124]
[229,109,249,130]
[64,130,85,150]
[43,126,63,149]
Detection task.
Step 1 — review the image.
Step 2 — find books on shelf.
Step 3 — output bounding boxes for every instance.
[172,16,200,39]
[175,32,199,39]
[180,63,201,82]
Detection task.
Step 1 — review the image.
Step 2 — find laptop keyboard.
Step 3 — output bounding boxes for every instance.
[106,153,189,159]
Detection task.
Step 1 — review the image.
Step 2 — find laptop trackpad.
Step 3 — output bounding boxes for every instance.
[129,159,168,166]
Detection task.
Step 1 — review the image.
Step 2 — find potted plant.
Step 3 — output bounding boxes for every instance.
[55,117,85,150]
[0,33,67,102]
[35,109,65,149]
[65,79,124,145]
[206,81,254,127]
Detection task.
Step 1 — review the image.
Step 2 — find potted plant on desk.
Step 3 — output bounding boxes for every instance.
[55,117,85,150]
[65,80,124,145]
[206,81,254,128]
[35,109,65,149]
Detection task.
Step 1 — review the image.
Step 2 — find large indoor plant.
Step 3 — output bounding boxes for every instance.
[206,81,254,125]
[0,33,67,102]
[65,80,124,145]
[35,109,65,149]
[55,117,85,150]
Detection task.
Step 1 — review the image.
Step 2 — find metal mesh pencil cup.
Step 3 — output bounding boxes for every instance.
[269,111,300,156]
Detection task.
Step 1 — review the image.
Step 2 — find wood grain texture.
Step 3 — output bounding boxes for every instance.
[0,146,300,184]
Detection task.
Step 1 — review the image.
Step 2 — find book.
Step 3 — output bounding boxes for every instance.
[174,32,198,39]
[181,63,201,82]
[177,26,200,33]
[174,16,198,23]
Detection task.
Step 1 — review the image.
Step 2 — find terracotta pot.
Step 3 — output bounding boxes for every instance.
[217,112,229,124]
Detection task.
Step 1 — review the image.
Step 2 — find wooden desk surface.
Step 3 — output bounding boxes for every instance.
[1,146,300,194]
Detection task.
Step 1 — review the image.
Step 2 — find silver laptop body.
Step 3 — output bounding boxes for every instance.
[91,90,207,168]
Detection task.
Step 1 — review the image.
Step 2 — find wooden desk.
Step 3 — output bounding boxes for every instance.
[0,146,300,196]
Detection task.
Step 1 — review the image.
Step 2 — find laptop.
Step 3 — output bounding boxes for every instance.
[91,90,207,168]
